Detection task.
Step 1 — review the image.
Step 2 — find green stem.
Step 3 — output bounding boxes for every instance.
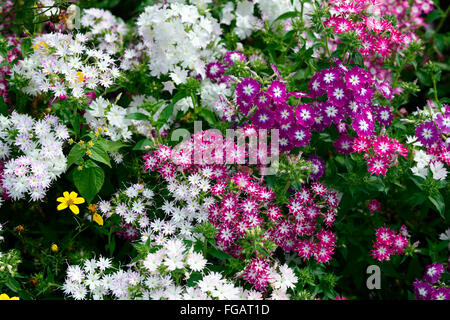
[436,6,450,33]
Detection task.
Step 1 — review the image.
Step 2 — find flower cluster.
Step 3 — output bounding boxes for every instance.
[413,263,449,300]
[370,226,409,262]
[408,102,449,181]
[136,2,224,84]
[62,249,256,300]
[352,135,409,175]
[0,112,69,204]
[80,8,128,56]
[11,32,120,99]
[242,258,298,296]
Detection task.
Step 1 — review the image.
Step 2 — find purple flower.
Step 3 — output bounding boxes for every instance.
[279,133,294,153]
[251,109,274,129]
[423,263,445,284]
[327,81,350,107]
[308,72,326,98]
[308,155,326,180]
[295,103,315,127]
[435,111,450,134]
[376,81,393,101]
[254,91,272,109]
[431,288,450,300]
[320,67,343,89]
[415,121,440,146]
[333,134,354,154]
[352,114,375,136]
[344,66,370,92]
[267,80,287,104]
[224,50,246,66]
[275,104,294,124]
[375,106,394,126]
[206,61,226,82]
[413,280,433,300]
[236,77,261,102]
[353,84,374,104]
[289,125,312,147]
[323,103,345,125]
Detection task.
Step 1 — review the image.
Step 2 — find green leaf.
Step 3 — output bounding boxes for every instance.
[0,96,7,116]
[66,144,85,169]
[125,112,150,120]
[207,247,232,260]
[157,103,174,122]
[20,38,32,57]
[73,160,105,204]
[426,10,443,23]
[196,107,217,126]
[133,138,153,151]
[273,11,298,23]
[100,140,128,152]
[428,192,445,219]
[89,143,111,168]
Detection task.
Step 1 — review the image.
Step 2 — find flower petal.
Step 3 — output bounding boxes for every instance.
[73,197,85,205]
[56,197,66,203]
[93,213,103,226]
[63,191,70,199]
[57,203,68,211]
[69,191,78,199]
[69,205,80,215]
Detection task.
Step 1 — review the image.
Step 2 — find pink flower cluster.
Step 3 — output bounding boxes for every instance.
[352,135,409,175]
[370,226,409,262]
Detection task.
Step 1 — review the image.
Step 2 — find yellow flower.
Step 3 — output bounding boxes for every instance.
[88,141,94,147]
[0,293,19,300]
[86,150,92,156]
[32,41,48,51]
[57,191,85,215]
[76,71,85,83]
[93,212,104,226]
[51,244,58,252]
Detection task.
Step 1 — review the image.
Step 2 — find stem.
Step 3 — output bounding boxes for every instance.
[436,6,450,33]
[431,74,441,111]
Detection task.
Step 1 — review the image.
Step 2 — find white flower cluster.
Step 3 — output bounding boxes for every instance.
[11,32,120,98]
[62,249,297,300]
[0,112,69,203]
[142,238,207,272]
[80,8,129,56]
[98,174,214,244]
[200,80,232,116]
[85,96,134,141]
[62,244,259,300]
[136,3,224,84]
[410,147,448,181]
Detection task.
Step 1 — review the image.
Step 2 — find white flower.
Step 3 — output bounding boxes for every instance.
[186,252,207,271]
[439,229,450,241]
[430,161,448,180]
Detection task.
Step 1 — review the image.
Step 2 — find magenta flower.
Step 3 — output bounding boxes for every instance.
[435,111,450,134]
[205,61,225,82]
[375,106,394,126]
[353,114,375,136]
[289,125,312,147]
[413,280,433,300]
[415,121,440,146]
[423,263,445,284]
[295,103,315,127]
[236,77,261,102]
[267,80,287,104]
[308,154,326,180]
[224,50,246,66]
[333,134,354,154]
[368,199,381,213]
